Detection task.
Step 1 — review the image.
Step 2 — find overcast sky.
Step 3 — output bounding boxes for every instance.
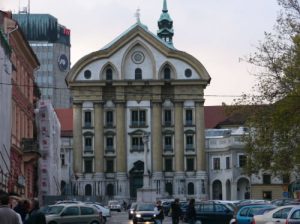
[1,0,281,105]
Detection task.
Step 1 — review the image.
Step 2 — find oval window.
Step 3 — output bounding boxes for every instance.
[84,70,92,79]
[185,69,192,78]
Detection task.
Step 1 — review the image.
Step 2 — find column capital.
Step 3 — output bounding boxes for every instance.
[73,102,82,108]
[195,100,205,107]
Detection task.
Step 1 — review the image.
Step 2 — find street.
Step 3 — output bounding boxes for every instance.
[107,211,174,224]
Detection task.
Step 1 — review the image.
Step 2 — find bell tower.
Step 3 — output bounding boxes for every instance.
[157,0,174,46]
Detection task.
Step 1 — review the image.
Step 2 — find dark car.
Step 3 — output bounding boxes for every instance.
[128,202,137,219]
[132,203,156,224]
[185,201,234,224]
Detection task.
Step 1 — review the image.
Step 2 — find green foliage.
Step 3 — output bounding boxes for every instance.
[236,0,300,176]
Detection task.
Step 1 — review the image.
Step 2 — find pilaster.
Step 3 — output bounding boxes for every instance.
[116,102,126,173]
[195,101,205,171]
[174,101,184,172]
[94,102,104,173]
[152,102,162,172]
[73,103,82,173]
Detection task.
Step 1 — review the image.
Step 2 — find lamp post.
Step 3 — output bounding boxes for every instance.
[142,132,150,188]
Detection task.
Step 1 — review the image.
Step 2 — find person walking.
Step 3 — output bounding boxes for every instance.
[171,198,181,224]
[0,190,20,224]
[24,198,46,224]
[186,198,196,224]
[154,200,164,224]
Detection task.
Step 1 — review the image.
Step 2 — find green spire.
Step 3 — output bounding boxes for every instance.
[157,0,174,46]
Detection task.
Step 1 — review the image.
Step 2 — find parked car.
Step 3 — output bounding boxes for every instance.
[285,206,300,223]
[183,201,234,224]
[271,198,296,206]
[107,200,122,212]
[85,203,111,223]
[132,202,156,224]
[252,205,300,224]
[128,202,137,219]
[229,203,276,224]
[45,203,102,224]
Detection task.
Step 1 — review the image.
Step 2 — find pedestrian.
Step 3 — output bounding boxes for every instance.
[24,198,46,224]
[9,195,23,224]
[171,198,181,224]
[0,190,20,224]
[154,200,164,224]
[14,199,30,223]
[186,198,196,224]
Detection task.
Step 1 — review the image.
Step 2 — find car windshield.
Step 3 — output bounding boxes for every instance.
[47,206,65,215]
[138,204,155,211]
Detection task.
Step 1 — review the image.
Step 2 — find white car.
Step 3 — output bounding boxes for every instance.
[252,205,300,224]
[85,203,111,223]
[107,200,122,212]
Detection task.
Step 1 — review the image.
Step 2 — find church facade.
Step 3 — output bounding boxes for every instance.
[66,0,211,201]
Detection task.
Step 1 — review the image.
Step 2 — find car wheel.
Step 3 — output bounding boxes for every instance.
[48,222,57,224]
[90,221,99,224]
[195,220,202,224]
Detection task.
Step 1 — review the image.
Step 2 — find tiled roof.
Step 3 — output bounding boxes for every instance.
[204,106,227,129]
[55,108,73,137]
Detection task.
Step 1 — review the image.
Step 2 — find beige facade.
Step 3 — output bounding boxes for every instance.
[66,18,210,200]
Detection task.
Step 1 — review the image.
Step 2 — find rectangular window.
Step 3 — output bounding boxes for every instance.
[185,109,193,125]
[60,154,65,166]
[106,159,114,173]
[239,154,247,168]
[84,111,92,127]
[186,158,194,171]
[131,110,147,127]
[164,136,172,151]
[165,158,173,172]
[226,157,230,169]
[84,137,92,152]
[106,111,113,126]
[164,110,172,126]
[106,137,114,151]
[213,158,220,170]
[84,159,93,173]
[263,174,271,184]
[186,135,194,150]
[132,137,144,151]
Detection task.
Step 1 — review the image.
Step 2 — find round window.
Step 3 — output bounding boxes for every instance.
[131,51,145,64]
[84,70,92,79]
[185,69,192,78]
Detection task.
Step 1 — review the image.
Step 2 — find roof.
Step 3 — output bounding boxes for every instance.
[55,108,73,137]
[204,106,227,129]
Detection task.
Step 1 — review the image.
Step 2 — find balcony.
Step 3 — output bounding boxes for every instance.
[21,138,40,161]
[83,122,93,129]
[105,122,115,129]
[84,146,93,154]
[185,120,194,126]
[130,121,148,128]
[105,146,115,154]
[164,145,173,152]
[164,121,172,127]
[130,145,144,153]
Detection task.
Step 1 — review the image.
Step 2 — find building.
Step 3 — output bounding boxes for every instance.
[55,108,73,195]
[66,0,211,201]
[1,11,40,197]
[36,100,62,201]
[0,16,12,192]
[13,13,71,108]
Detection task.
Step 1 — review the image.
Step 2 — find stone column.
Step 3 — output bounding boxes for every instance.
[116,102,126,173]
[195,101,205,171]
[73,103,82,173]
[94,103,104,173]
[152,102,162,172]
[174,101,184,172]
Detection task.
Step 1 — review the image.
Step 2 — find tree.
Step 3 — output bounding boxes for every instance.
[236,0,300,177]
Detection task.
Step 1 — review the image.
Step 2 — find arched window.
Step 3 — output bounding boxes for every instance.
[85,184,92,196]
[106,68,113,80]
[188,182,194,195]
[107,183,114,197]
[135,68,142,80]
[164,67,171,80]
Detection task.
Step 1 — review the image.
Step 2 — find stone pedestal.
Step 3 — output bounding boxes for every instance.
[137,187,157,203]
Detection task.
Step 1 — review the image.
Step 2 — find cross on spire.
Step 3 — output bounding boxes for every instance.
[135,8,141,23]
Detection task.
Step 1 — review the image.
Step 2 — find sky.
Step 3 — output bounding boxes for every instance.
[1,0,281,105]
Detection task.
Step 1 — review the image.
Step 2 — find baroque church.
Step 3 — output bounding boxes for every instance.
[66,0,211,201]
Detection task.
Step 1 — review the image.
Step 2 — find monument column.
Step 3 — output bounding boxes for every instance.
[73,103,83,173]
[94,102,104,173]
